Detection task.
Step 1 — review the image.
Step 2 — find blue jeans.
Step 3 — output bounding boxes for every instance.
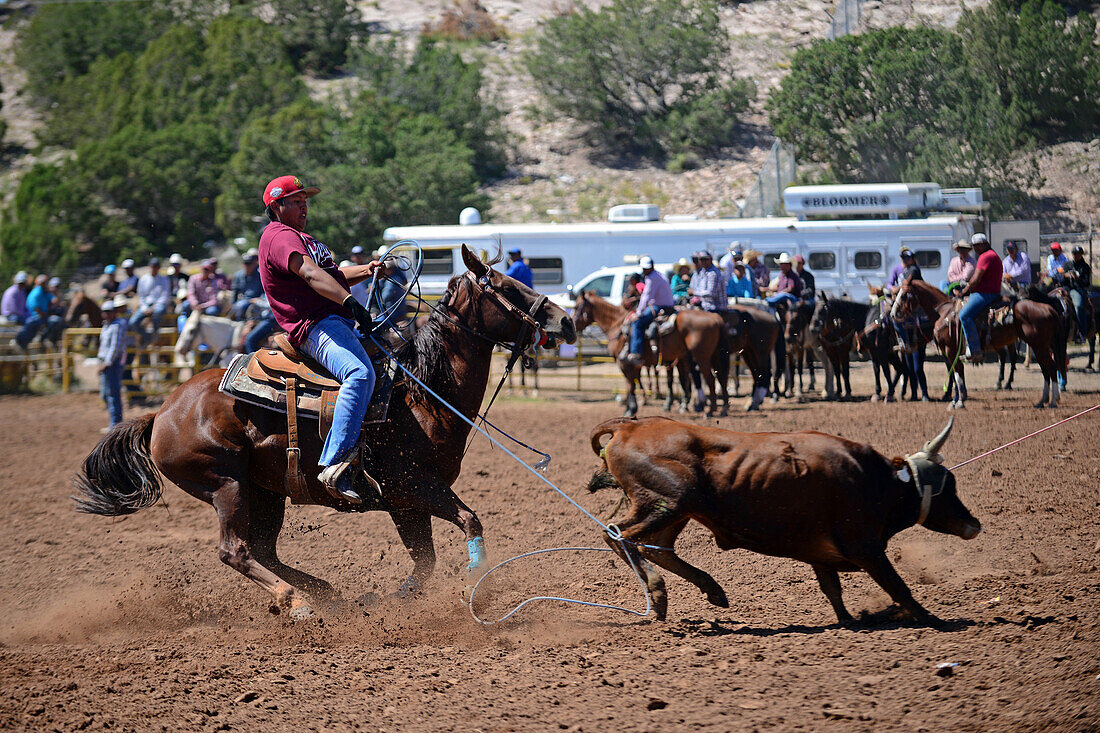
[230,300,253,321]
[766,292,797,308]
[1069,289,1089,338]
[130,303,167,329]
[16,313,63,347]
[630,306,659,354]
[959,292,1000,356]
[302,315,376,467]
[100,363,124,426]
[244,315,279,353]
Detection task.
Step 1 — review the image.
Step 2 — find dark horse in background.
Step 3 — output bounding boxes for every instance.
[810,294,870,401]
[75,246,577,618]
[892,278,1065,409]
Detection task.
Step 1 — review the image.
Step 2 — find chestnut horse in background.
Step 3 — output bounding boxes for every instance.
[572,291,729,417]
[74,246,576,618]
[892,278,1065,409]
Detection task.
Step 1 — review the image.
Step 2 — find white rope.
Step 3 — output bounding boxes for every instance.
[370,337,657,624]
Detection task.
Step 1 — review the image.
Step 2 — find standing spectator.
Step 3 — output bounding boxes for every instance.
[718,241,744,280]
[188,259,224,316]
[744,250,770,292]
[792,254,816,302]
[99,265,119,296]
[688,251,727,312]
[97,300,128,428]
[764,253,803,310]
[670,258,692,303]
[14,275,64,349]
[1066,245,1093,342]
[505,248,534,288]
[957,233,1003,363]
[130,257,171,332]
[1,271,30,325]
[622,256,676,365]
[726,261,756,299]
[1044,242,1071,286]
[944,240,975,294]
[1001,241,1032,293]
[117,259,139,296]
[230,251,264,320]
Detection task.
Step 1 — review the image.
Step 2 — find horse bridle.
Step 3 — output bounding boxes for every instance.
[432,271,550,363]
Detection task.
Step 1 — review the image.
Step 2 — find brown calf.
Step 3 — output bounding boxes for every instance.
[588,416,980,625]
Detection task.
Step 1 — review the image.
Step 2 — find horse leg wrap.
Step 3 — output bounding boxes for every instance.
[467,537,487,572]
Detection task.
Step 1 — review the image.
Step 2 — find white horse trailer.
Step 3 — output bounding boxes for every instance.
[382,183,985,303]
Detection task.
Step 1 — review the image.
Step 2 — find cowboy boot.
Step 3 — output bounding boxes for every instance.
[318,433,383,506]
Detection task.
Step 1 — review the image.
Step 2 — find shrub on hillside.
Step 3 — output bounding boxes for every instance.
[523,0,754,157]
[267,0,362,75]
[767,27,1039,216]
[422,1,505,43]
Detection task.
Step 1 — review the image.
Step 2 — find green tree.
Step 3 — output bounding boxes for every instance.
[767,27,1039,215]
[957,0,1100,141]
[352,38,508,179]
[14,4,170,107]
[267,0,362,75]
[523,0,754,156]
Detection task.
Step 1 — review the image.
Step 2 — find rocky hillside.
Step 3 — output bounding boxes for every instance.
[2,0,1098,231]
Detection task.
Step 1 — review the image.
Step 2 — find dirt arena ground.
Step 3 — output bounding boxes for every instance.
[1,358,1098,731]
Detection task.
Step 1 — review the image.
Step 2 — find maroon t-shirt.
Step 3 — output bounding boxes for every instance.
[258,222,350,344]
[974,248,1003,294]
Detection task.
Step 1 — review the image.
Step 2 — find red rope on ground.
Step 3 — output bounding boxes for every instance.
[949,402,1100,471]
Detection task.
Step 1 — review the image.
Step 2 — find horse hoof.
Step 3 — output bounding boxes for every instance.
[870,394,879,403]
[1034,402,1047,409]
[394,576,421,600]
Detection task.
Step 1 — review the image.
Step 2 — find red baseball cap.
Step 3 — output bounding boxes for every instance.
[1050,242,1062,251]
[262,175,320,208]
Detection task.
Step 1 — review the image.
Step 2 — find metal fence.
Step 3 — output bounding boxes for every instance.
[739,139,797,218]
[826,0,864,40]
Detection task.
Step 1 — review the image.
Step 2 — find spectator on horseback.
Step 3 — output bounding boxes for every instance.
[258,174,384,506]
[957,233,1003,364]
[13,275,65,350]
[622,256,675,366]
[2,271,30,325]
[764,253,802,311]
[1001,241,1031,293]
[97,299,128,429]
[726,261,756,299]
[745,249,770,292]
[718,241,744,280]
[688,251,727,312]
[792,254,815,303]
[117,259,139,297]
[944,240,975,295]
[886,248,921,295]
[505,248,534,288]
[130,258,171,334]
[1066,245,1093,342]
[1044,242,1071,286]
[230,251,264,321]
[188,259,225,316]
[671,258,692,303]
[99,265,119,297]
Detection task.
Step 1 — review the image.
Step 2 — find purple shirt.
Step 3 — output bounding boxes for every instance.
[1002,252,1031,284]
[636,270,675,313]
[259,222,349,345]
[2,284,28,320]
[887,263,907,289]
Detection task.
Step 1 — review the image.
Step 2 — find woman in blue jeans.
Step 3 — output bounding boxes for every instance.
[257,175,383,505]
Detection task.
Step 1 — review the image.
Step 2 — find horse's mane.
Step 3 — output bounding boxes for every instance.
[823,297,870,322]
[1023,285,1061,310]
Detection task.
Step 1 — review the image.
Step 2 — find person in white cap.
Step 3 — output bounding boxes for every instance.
[764,252,802,310]
[350,245,367,266]
[718,241,744,280]
[97,299,129,428]
[956,232,1003,362]
[622,255,675,366]
[117,258,139,297]
[1,271,30,325]
[166,254,188,295]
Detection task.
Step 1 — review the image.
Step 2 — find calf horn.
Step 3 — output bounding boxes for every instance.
[917,416,954,462]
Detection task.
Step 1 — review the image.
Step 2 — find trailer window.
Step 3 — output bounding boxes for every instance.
[808,252,836,271]
[853,251,882,270]
[420,249,454,276]
[579,275,614,298]
[762,253,782,270]
[528,257,563,286]
[913,250,941,269]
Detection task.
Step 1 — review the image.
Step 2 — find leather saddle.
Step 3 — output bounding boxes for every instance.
[219,333,395,506]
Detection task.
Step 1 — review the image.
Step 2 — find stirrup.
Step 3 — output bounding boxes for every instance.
[318,462,363,504]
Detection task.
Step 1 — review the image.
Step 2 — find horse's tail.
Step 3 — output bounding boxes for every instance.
[73,413,162,516]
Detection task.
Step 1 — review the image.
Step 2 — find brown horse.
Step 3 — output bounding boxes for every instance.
[892,278,1065,409]
[74,246,576,618]
[571,291,729,417]
[65,290,104,330]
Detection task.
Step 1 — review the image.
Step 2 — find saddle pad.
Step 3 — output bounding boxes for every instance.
[220,353,397,425]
